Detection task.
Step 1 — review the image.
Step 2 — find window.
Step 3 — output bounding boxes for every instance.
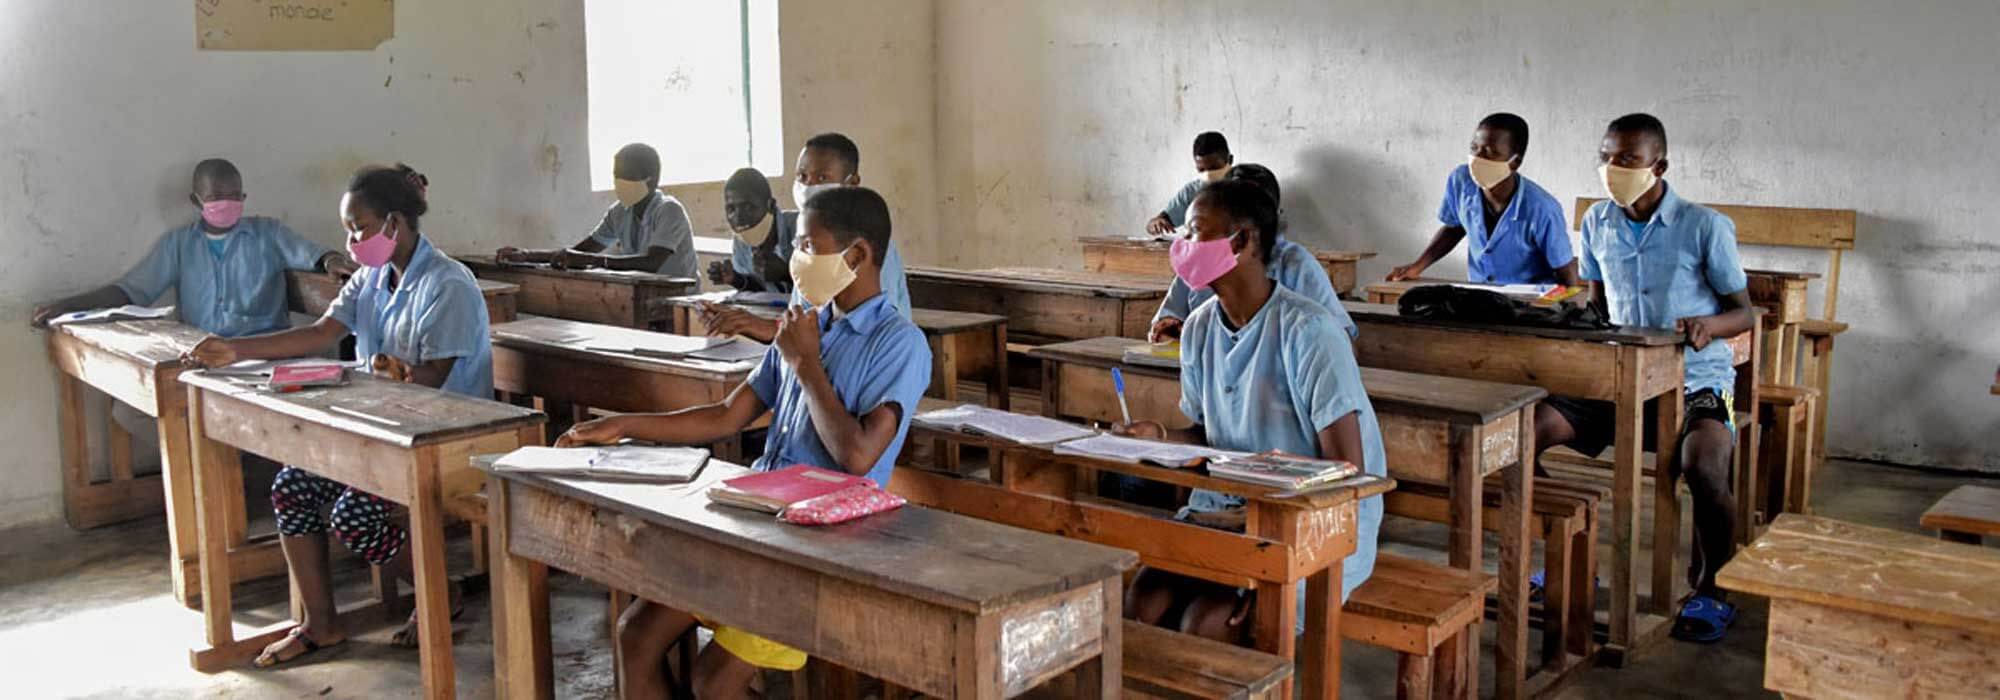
[585,0,782,189]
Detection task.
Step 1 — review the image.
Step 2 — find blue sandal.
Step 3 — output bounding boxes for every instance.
[1526,570,1600,605]
[1670,594,1737,644]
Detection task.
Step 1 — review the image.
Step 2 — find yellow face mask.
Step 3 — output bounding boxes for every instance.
[788,245,859,308]
[1599,164,1658,207]
[1201,165,1232,183]
[1467,156,1513,191]
[613,178,653,208]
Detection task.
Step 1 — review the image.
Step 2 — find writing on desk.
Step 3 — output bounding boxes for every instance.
[266,4,339,21]
[1294,506,1355,567]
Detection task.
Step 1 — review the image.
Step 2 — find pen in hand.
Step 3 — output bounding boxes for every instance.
[1112,367,1132,426]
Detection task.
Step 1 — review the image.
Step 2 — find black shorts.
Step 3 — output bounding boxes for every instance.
[1544,387,1735,458]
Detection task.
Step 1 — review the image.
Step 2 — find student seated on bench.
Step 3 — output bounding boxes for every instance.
[182,163,494,666]
[706,167,794,294]
[556,186,931,699]
[494,142,696,277]
[31,158,355,331]
[1119,178,1385,644]
[701,133,913,342]
[1143,130,1234,236]
[1147,163,1353,344]
[1388,112,1580,286]
[1536,113,1753,644]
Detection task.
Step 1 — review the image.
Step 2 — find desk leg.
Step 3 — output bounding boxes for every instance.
[1496,412,1535,700]
[988,323,1011,411]
[1301,561,1344,700]
[1607,356,1644,653]
[1258,578,1303,700]
[407,447,456,700]
[189,389,236,653]
[1072,578,1122,700]
[929,334,962,472]
[1448,425,1484,700]
[952,614,1002,699]
[157,390,202,608]
[1651,395,1685,620]
[1810,341,1834,487]
[490,476,552,700]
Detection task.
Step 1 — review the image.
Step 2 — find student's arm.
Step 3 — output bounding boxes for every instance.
[1115,420,1207,446]
[1148,278,1195,342]
[772,306,923,475]
[1676,214,1755,350]
[1314,414,1365,464]
[183,316,351,367]
[1551,259,1583,288]
[37,231,181,326]
[1148,179,1203,234]
[699,302,779,343]
[559,382,767,448]
[31,286,133,327]
[1388,225,1466,281]
[1534,204,1581,288]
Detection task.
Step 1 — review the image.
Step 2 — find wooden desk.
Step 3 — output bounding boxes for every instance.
[663,293,1013,410]
[44,320,286,607]
[895,428,1395,699]
[483,460,1137,699]
[1077,237,1376,297]
[905,266,1167,343]
[1341,300,1686,663]
[488,316,761,458]
[287,270,520,325]
[1921,485,2000,544]
[693,235,733,286]
[1363,279,1554,306]
[457,255,697,329]
[1745,269,1816,386]
[1718,514,2000,699]
[1026,336,1551,698]
[181,371,542,699]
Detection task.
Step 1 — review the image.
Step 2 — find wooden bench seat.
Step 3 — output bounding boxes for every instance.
[1011,620,1292,700]
[1344,553,1497,700]
[1921,484,2000,544]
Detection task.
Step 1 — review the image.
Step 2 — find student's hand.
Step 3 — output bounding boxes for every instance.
[182,336,239,368]
[29,302,69,329]
[772,306,823,367]
[1145,214,1174,236]
[1387,261,1429,282]
[707,260,737,287]
[550,249,601,270]
[1113,420,1167,440]
[371,353,413,382]
[1147,317,1183,344]
[556,416,625,448]
[1185,508,1248,531]
[1676,316,1719,351]
[701,302,777,342]
[321,253,360,279]
[494,246,526,264]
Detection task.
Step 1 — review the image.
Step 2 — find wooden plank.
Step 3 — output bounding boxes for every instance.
[1719,514,2000,636]
[181,371,543,448]
[908,266,1170,299]
[458,255,695,328]
[288,270,520,324]
[1121,620,1292,699]
[1920,486,2000,538]
[1573,198,1856,250]
[1762,598,2000,700]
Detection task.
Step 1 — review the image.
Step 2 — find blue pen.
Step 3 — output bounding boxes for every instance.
[1111,367,1132,425]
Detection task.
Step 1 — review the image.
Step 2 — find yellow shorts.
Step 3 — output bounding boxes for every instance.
[698,618,808,671]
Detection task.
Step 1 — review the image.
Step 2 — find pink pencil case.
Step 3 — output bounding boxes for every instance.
[268,363,346,391]
[777,484,906,526]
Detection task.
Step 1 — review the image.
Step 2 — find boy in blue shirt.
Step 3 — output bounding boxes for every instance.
[1143,131,1234,235]
[1121,178,1385,645]
[701,132,913,340]
[31,159,354,333]
[495,143,697,277]
[1388,113,1581,287]
[706,167,794,294]
[1537,114,1754,644]
[558,186,931,699]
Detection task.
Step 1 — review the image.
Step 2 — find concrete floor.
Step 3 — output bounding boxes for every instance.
[0,458,1983,699]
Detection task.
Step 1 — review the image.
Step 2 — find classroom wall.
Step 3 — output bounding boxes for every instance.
[929,0,2000,471]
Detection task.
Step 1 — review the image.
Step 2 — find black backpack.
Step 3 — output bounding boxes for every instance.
[1396,284,1612,331]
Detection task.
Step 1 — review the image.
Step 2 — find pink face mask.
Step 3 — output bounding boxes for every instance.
[347,218,399,268]
[1168,232,1240,290]
[201,200,244,230]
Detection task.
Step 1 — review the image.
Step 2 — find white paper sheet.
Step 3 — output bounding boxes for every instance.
[49,305,174,326]
[1052,433,1247,466]
[915,404,1098,445]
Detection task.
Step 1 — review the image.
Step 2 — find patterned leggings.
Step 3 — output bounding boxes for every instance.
[271,466,406,565]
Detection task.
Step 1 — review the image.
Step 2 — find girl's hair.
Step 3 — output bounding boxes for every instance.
[347,162,430,229]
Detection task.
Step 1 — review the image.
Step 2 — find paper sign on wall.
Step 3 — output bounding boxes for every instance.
[196,0,395,51]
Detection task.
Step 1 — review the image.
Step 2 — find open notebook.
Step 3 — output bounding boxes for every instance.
[914,404,1097,446]
[1122,342,1180,370]
[1053,433,1249,468]
[48,305,174,326]
[493,445,710,483]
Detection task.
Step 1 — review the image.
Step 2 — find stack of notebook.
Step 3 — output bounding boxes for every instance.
[913,404,1098,445]
[1052,433,1247,468]
[1206,453,1360,491]
[1121,341,1180,370]
[493,445,711,483]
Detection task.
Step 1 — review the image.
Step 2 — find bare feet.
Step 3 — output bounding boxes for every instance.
[254,625,346,668]
[390,580,465,648]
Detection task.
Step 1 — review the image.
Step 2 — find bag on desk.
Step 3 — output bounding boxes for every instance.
[1398,284,1612,331]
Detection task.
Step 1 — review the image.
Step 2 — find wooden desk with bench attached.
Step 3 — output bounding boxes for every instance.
[905,266,1168,345]
[457,254,697,329]
[1077,236,1375,297]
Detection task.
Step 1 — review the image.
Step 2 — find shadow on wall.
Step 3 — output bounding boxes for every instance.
[1287,143,1409,273]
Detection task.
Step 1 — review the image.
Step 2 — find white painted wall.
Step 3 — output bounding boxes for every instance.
[931,0,2000,471]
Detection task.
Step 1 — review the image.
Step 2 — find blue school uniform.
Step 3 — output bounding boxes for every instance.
[1152,234,1357,338]
[587,191,698,278]
[747,294,932,486]
[1436,166,1574,284]
[325,236,494,398]
[1178,286,1386,601]
[729,210,800,293]
[115,216,330,338]
[1157,178,1205,228]
[1577,183,1747,395]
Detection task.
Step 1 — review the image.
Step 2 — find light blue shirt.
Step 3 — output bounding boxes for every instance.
[1437,166,1574,284]
[116,216,330,338]
[1158,178,1205,228]
[326,237,494,398]
[1153,235,1357,338]
[1579,183,1748,395]
[747,294,932,486]
[785,226,913,320]
[587,191,698,278]
[1178,286,1385,602]
[729,209,799,294]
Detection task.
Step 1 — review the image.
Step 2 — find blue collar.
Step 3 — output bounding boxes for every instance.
[1652,182,1687,227]
[821,293,894,335]
[371,236,437,292]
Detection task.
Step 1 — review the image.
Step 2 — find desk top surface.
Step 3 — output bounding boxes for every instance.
[906,266,1169,298]
[457,254,699,289]
[664,293,1008,334]
[491,316,756,381]
[1076,236,1377,262]
[1343,300,1684,346]
[48,319,210,369]
[182,370,543,448]
[485,459,1138,614]
[1717,514,2000,636]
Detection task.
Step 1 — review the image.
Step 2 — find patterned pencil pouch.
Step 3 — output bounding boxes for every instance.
[777,484,907,525]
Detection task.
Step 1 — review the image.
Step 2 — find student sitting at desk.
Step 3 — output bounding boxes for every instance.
[1143,131,1234,236]
[493,142,696,277]
[556,186,930,699]
[1536,113,1754,644]
[705,166,794,294]
[1147,163,1354,343]
[182,163,495,667]
[31,158,356,332]
[1386,113,1581,287]
[701,132,912,341]
[1119,179,1385,644]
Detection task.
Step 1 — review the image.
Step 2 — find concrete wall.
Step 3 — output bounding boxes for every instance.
[931,0,2000,471]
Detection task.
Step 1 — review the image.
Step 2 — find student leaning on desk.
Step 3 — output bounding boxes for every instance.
[1117,178,1387,645]
[554,186,931,700]
[1387,112,1581,288]
[181,163,496,669]
[493,142,697,277]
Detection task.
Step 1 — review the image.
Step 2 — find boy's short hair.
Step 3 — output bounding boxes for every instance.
[192,158,242,190]
[804,132,861,175]
[1606,113,1668,154]
[725,167,773,202]
[1478,112,1531,157]
[1196,179,1277,262]
[1192,131,1230,158]
[803,186,892,266]
[615,143,662,181]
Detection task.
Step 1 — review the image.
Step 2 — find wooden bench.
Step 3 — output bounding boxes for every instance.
[1020,621,1293,700]
[1345,553,1497,700]
[1921,485,2000,544]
